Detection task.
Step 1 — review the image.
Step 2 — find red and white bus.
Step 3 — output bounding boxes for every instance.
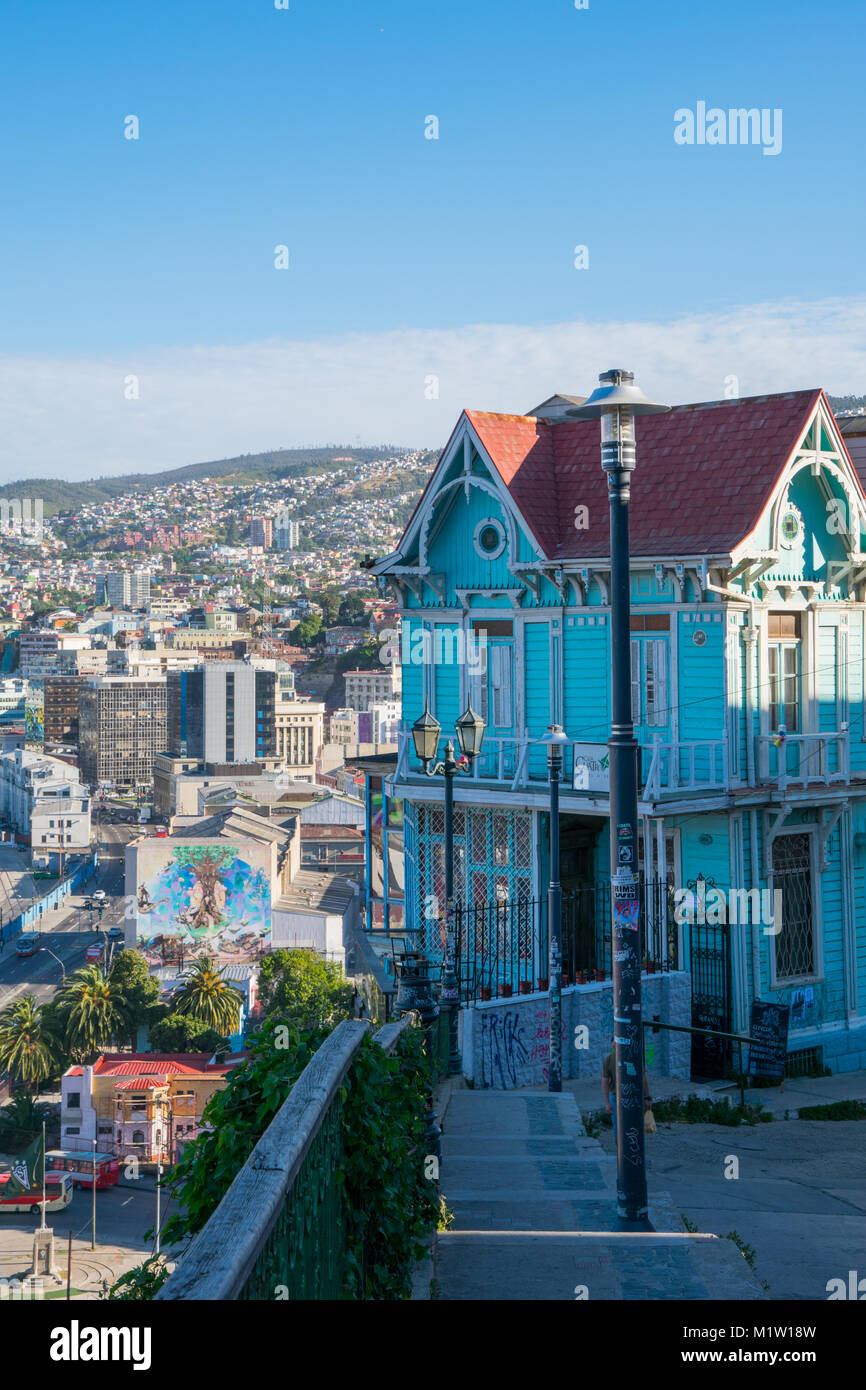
[45,1150,119,1189]
[0,1170,73,1215]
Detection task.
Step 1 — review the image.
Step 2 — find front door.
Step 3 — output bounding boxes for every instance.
[559,817,598,978]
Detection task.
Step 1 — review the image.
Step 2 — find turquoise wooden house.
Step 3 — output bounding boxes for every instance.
[372,387,866,1075]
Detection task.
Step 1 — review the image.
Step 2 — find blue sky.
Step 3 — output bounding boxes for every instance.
[1,0,864,476]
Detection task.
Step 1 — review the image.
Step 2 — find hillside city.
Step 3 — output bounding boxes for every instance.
[0,0,864,1326]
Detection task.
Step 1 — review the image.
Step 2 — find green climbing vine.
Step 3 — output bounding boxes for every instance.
[107,1017,440,1301]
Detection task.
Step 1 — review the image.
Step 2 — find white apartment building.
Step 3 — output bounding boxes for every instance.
[19,631,92,681]
[0,747,90,850]
[104,570,151,609]
[343,666,401,713]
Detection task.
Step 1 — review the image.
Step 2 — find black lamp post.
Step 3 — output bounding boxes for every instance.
[569,369,670,1226]
[412,703,485,1075]
[542,725,569,1092]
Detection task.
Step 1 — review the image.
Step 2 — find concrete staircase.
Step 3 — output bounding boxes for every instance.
[434,1090,767,1301]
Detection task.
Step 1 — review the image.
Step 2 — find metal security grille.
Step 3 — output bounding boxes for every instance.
[411,804,532,957]
[773,833,815,980]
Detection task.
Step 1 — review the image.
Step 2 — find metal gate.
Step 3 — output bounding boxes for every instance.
[687,876,733,1078]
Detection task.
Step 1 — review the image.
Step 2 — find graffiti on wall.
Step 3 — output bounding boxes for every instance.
[480,1009,530,1088]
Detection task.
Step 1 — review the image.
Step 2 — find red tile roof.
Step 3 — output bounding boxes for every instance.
[464,389,828,560]
[91,1052,232,1078]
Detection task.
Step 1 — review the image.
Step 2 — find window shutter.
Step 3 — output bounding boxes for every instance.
[630,640,640,724]
[648,639,668,727]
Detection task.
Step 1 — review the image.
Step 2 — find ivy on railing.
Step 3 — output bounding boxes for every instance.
[109,1014,439,1300]
[341,1022,439,1299]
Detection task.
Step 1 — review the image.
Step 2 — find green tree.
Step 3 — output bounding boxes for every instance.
[54,965,126,1063]
[318,589,341,627]
[257,949,354,1030]
[109,950,164,1048]
[0,996,59,1093]
[173,958,242,1034]
[291,613,324,648]
[338,592,366,626]
[148,1014,229,1054]
[0,1092,54,1152]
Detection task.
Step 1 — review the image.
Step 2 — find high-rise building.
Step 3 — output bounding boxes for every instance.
[44,675,84,744]
[167,663,276,763]
[274,514,300,551]
[78,676,167,790]
[104,570,151,609]
[249,517,273,549]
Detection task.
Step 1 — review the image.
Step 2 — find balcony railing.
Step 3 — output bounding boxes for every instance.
[396,724,853,799]
[155,1013,418,1302]
[396,726,729,798]
[755,728,849,790]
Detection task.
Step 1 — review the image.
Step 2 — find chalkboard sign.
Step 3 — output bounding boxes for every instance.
[747,1000,789,1080]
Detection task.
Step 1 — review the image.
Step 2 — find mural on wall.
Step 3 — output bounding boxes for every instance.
[135,841,271,965]
[24,691,44,747]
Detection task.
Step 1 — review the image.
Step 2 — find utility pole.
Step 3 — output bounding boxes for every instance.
[570,371,670,1227]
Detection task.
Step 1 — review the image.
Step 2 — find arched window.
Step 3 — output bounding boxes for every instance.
[132,1130,145,1146]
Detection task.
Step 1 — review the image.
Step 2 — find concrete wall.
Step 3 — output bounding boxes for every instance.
[461,970,691,1090]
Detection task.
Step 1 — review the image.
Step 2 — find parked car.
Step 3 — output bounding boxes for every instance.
[84,943,104,965]
[15,934,39,958]
[92,890,106,901]
[154,826,168,838]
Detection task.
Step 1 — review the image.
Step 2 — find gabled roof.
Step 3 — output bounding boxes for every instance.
[464,389,826,560]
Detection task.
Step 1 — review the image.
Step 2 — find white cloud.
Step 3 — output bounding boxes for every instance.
[0,296,864,481]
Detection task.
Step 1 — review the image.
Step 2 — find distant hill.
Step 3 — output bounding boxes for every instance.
[0,445,427,520]
[827,394,866,413]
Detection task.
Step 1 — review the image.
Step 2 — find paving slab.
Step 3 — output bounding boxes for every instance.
[436,1089,767,1301]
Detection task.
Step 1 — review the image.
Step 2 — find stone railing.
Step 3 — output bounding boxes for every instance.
[156,1012,416,1301]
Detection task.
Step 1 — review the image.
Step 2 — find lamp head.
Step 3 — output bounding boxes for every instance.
[456,704,486,760]
[542,723,569,769]
[411,706,441,767]
[566,369,670,419]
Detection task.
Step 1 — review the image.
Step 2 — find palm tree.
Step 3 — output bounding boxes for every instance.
[173,957,242,1035]
[0,996,58,1093]
[55,965,126,1063]
[0,1091,53,1147]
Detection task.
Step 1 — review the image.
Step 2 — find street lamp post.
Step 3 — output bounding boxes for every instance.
[569,369,670,1226]
[39,947,66,986]
[91,1139,97,1251]
[543,726,569,1092]
[412,704,485,1075]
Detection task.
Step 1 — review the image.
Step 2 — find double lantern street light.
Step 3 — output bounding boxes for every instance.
[411,703,486,1076]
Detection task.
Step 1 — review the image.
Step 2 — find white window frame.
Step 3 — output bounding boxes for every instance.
[768,823,823,990]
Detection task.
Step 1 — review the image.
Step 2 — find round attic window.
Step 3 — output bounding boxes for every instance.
[780,507,802,548]
[474,518,506,560]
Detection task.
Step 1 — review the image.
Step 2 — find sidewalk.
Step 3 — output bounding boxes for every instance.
[558,1067,866,1119]
[0,1235,152,1300]
[434,1089,767,1300]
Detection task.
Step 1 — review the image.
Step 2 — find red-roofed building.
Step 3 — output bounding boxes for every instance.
[372,384,866,1080]
[60,1053,237,1163]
